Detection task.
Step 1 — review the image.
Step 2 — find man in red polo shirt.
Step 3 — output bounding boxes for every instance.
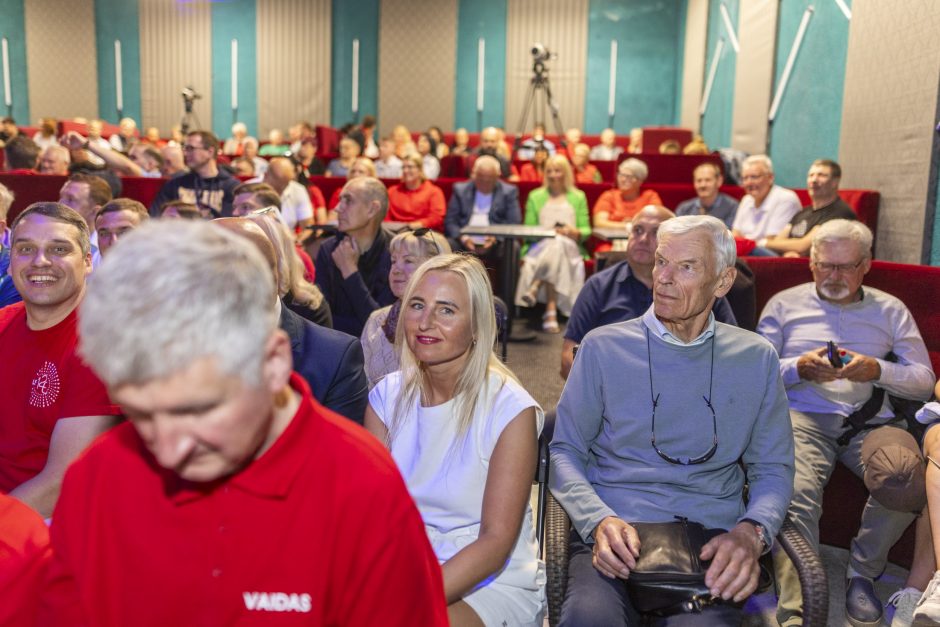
[40,220,448,626]
[0,202,121,518]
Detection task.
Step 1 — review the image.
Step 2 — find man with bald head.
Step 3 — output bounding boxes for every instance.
[263,156,315,235]
[38,145,70,175]
[561,205,738,379]
[469,126,512,178]
[214,217,368,423]
[160,144,186,178]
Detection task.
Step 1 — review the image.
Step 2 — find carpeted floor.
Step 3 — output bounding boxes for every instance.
[511,317,913,626]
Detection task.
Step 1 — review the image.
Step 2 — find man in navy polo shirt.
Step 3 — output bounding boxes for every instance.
[561,205,737,379]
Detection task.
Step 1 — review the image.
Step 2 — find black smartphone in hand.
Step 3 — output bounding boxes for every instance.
[826,341,844,368]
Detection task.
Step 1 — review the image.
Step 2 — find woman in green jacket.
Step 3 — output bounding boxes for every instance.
[514,155,590,333]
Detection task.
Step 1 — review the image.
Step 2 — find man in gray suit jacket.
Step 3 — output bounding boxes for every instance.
[444,155,521,255]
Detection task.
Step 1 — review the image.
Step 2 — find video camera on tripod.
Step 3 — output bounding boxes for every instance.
[179,86,203,134]
[530,43,555,77]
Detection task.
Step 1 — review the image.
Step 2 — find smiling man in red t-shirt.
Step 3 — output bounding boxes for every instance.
[0,202,121,518]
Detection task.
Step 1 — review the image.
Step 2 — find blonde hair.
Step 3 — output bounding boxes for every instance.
[389,229,451,260]
[247,210,325,309]
[387,254,518,447]
[349,156,377,178]
[542,154,574,191]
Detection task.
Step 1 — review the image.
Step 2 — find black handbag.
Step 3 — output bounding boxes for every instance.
[625,517,725,616]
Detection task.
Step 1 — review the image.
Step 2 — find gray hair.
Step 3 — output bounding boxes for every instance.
[810,218,872,260]
[471,154,501,176]
[79,220,278,388]
[742,154,773,174]
[618,158,649,181]
[657,214,736,273]
[0,183,13,222]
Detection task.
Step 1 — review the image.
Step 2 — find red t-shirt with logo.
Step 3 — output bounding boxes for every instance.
[0,303,120,492]
[39,373,448,627]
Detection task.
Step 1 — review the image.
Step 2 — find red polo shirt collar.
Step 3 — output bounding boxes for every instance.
[162,372,317,505]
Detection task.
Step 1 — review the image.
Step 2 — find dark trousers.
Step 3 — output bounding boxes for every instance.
[559,529,743,627]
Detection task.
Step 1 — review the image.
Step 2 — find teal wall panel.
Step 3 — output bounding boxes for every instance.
[0,0,30,122]
[211,0,258,138]
[769,0,850,188]
[700,0,738,149]
[332,0,379,127]
[95,0,141,124]
[454,0,506,132]
[584,0,684,134]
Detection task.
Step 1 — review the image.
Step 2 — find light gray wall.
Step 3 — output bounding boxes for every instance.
[257,0,331,137]
[505,0,588,134]
[24,0,99,120]
[730,0,777,155]
[839,0,940,262]
[378,0,457,135]
[680,0,708,132]
[139,0,213,135]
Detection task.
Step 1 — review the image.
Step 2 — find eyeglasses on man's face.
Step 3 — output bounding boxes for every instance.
[812,259,864,274]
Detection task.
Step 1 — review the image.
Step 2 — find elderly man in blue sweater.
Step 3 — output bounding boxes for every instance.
[551,215,795,626]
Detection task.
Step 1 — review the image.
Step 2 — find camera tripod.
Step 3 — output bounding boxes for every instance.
[180,96,202,135]
[514,58,565,139]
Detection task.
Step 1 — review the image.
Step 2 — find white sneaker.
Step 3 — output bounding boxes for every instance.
[890,587,922,627]
[913,571,940,626]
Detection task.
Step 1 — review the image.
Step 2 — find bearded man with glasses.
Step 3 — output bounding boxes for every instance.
[149,130,239,218]
[758,219,935,627]
[551,215,794,626]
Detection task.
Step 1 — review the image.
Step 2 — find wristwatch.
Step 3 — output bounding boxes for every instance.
[740,518,771,553]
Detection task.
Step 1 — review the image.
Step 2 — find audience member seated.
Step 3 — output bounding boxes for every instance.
[328,156,378,218]
[756,219,935,627]
[516,122,556,160]
[469,126,514,179]
[242,137,268,177]
[561,205,738,379]
[416,133,441,180]
[294,136,326,184]
[683,134,710,155]
[288,120,315,153]
[446,155,521,258]
[108,117,139,153]
[315,177,395,336]
[259,128,289,157]
[0,492,50,626]
[659,139,681,154]
[0,203,122,519]
[392,124,417,159]
[61,130,156,179]
[38,144,70,175]
[32,118,58,152]
[247,206,327,324]
[551,215,794,626]
[375,136,403,179]
[450,127,471,157]
[220,215,368,424]
[910,379,940,624]
[231,156,254,177]
[589,128,623,161]
[160,144,186,177]
[515,155,590,333]
[326,136,362,178]
[731,155,801,252]
[365,254,546,626]
[263,156,315,236]
[761,159,857,257]
[676,162,738,228]
[561,127,582,158]
[158,199,201,220]
[387,154,447,231]
[592,158,663,246]
[3,135,41,173]
[628,127,643,154]
[59,173,114,266]
[360,229,450,387]
[39,220,448,625]
[95,198,149,257]
[427,125,449,159]
[0,183,21,308]
[150,130,239,218]
[571,142,601,185]
[223,121,254,156]
[143,126,165,147]
[518,142,549,183]
[0,115,20,147]
[348,115,379,159]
